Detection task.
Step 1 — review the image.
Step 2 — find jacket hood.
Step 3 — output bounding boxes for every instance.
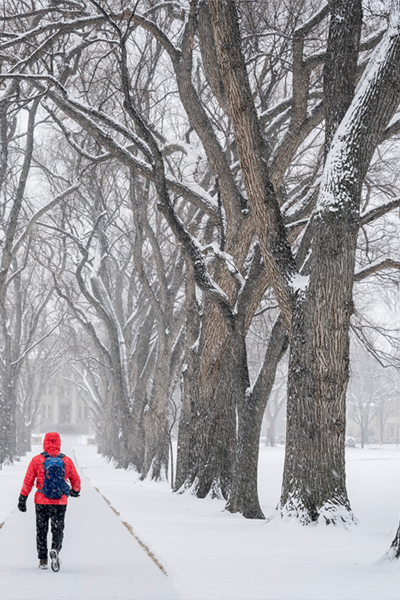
[43,432,61,456]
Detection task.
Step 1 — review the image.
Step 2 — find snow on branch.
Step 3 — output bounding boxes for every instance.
[303,29,385,73]
[0,15,105,52]
[354,259,400,281]
[314,1,400,218]
[380,115,400,141]
[0,73,219,218]
[11,317,63,368]
[0,73,153,160]
[360,195,400,226]
[294,3,330,38]
[202,242,245,290]
[12,184,79,255]
[157,201,235,325]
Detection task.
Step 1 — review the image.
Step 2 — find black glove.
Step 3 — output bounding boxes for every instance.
[18,494,27,512]
[70,489,80,498]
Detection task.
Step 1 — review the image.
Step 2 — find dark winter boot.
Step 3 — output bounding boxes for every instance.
[38,558,48,570]
[49,549,61,572]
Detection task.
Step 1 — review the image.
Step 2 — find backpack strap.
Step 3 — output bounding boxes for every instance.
[38,452,48,493]
[41,451,64,459]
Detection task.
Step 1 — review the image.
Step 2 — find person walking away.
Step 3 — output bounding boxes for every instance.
[17,432,81,571]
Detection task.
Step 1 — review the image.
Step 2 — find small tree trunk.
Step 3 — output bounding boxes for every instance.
[0,316,16,463]
[174,349,196,491]
[227,387,264,518]
[141,351,171,481]
[175,254,200,491]
[0,389,16,464]
[266,420,276,448]
[227,316,288,518]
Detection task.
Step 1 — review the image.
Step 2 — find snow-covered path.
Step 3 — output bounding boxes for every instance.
[4,437,400,599]
[0,438,179,600]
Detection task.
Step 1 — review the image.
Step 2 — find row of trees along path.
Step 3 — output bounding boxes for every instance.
[2,0,400,554]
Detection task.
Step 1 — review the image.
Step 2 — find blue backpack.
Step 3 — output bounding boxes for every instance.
[41,452,70,499]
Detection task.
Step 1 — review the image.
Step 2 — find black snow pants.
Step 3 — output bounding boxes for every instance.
[35,504,67,560]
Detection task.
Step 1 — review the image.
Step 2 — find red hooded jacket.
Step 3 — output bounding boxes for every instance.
[20,432,81,505]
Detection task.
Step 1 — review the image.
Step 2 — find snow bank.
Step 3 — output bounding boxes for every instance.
[74,443,400,600]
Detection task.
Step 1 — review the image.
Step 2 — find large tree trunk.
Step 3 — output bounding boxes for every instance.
[280,216,358,523]
[280,0,400,523]
[175,243,286,515]
[176,255,269,504]
[278,0,362,524]
[209,0,400,524]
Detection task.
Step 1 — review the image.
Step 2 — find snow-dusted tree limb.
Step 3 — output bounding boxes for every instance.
[235,242,264,318]
[360,195,400,226]
[202,243,245,293]
[270,101,325,188]
[130,177,167,335]
[131,175,170,310]
[289,4,329,134]
[303,28,385,73]
[0,6,88,22]
[0,15,105,52]
[295,3,330,38]
[0,73,219,219]
[262,8,383,186]
[180,2,247,223]
[354,259,400,281]
[264,3,330,186]
[11,317,62,370]
[157,201,235,325]
[111,15,237,328]
[129,0,246,230]
[380,116,400,141]
[315,1,400,222]
[67,372,101,414]
[208,0,298,331]
[12,184,79,256]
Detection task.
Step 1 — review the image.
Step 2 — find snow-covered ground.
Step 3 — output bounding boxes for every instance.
[2,437,400,599]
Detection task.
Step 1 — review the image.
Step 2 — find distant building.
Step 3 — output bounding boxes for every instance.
[35,374,91,435]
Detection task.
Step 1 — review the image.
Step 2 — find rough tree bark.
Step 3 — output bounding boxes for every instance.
[208,0,297,331]
[209,0,400,524]
[280,0,400,523]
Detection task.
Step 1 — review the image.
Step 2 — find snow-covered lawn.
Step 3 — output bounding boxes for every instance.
[2,438,400,599]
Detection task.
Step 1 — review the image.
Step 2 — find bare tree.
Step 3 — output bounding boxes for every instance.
[2,0,400,527]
